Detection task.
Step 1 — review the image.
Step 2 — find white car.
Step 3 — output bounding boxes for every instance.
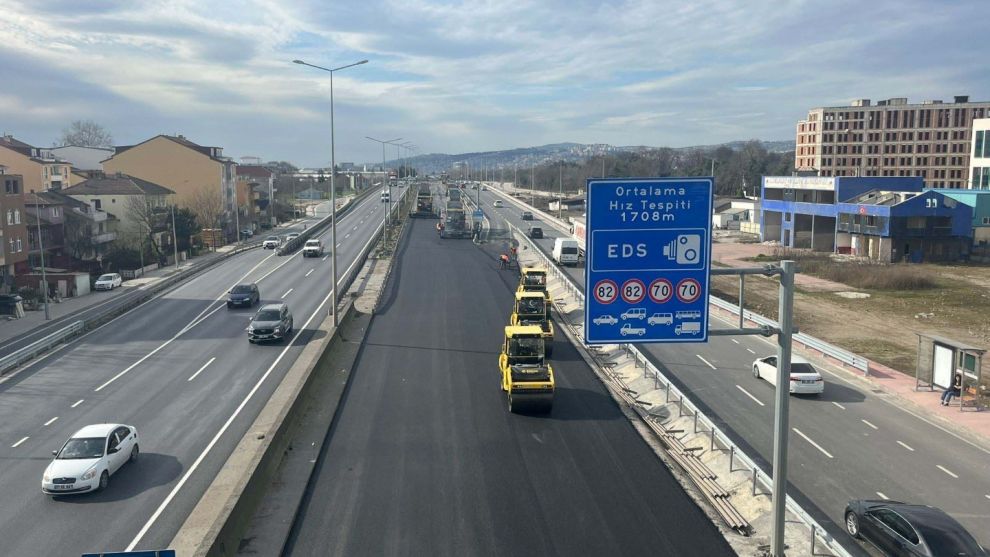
[752,355,825,394]
[94,273,122,291]
[302,239,324,257]
[620,323,646,337]
[493,200,503,208]
[285,233,300,243]
[593,314,618,325]
[262,236,281,249]
[42,424,139,495]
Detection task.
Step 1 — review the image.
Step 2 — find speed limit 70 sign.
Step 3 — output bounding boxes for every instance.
[584,177,712,344]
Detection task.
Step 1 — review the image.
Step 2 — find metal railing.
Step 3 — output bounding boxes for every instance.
[507,221,853,557]
[0,320,84,375]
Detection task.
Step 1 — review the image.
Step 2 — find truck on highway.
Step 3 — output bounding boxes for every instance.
[568,216,586,256]
[441,207,471,238]
[510,291,554,357]
[448,188,462,202]
[499,325,554,413]
[409,186,435,218]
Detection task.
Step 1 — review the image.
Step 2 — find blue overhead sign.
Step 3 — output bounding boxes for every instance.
[584,177,713,344]
[473,209,484,218]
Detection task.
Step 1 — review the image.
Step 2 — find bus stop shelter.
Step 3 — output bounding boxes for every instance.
[915,333,986,412]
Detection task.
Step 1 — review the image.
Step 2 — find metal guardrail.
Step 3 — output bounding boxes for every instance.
[507,221,853,557]
[0,320,84,375]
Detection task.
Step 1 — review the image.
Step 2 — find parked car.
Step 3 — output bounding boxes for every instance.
[620,308,646,320]
[493,200,503,208]
[94,273,122,291]
[592,314,618,325]
[528,226,544,239]
[302,239,324,257]
[752,355,825,394]
[248,303,294,343]
[227,283,260,308]
[240,228,254,239]
[42,424,138,495]
[845,500,987,557]
[620,323,646,337]
[521,211,533,221]
[262,236,281,249]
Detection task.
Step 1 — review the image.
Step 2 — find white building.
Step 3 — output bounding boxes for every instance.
[969,118,990,190]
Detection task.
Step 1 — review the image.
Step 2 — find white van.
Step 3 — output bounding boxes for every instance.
[552,238,580,266]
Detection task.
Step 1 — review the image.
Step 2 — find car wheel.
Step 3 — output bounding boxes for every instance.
[248,339,255,344]
[753,365,760,378]
[845,511,861,539]
[130,444,139,463]
[98,470,109,492]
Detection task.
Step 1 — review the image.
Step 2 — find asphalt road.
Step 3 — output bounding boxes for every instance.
[480,186,990,551]
[0,187,405,557]
[283,216,734,557]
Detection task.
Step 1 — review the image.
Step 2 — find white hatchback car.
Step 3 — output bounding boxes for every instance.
[94,273,122,291]
[493,200,504,208]
[42,423,139,495]
[752,355,825,394]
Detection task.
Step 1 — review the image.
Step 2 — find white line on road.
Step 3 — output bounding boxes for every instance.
[305,269,314,277]
[897,440,915,451]
[43,416,58,426]
[936,465,958,479]
[876,492,889,500]
[731,339,740,344]
[736,385,765,406]
[11,436,28,448]
[696,355,717,370]
[832,402,846,410]
[322,255,329,262]
[861,419,878,430]
[71,399,84,408]
[793,428,834,458]
[344,233,351,239]
[187,357,217,382]
[746,348,755,354]
[352,225,358,230]
[281,288,293,299]
[985,494,990,500]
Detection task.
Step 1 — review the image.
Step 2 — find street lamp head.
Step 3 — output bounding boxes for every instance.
[292,59,305,64]
[356,59,369,65]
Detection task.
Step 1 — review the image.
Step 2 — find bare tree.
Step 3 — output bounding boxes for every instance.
[188,186,225,251]
[57,119,113,148]
[125,196,165,258]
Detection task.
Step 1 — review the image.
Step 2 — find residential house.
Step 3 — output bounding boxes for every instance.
[22,191,116,273]
[236,165,274,229]
[102,134,237,221]
[0,135,80,192]
[0,167,28,291]
[61,172,174,246]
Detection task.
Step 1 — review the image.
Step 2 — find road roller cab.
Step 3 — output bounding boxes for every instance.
[516,267,551,319]
[498,325,554,413]
[510,291,554,357]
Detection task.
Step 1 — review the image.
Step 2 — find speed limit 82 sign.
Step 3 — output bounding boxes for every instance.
[584,177,712,344]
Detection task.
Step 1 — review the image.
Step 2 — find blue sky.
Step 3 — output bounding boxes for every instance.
[1,0,988,167]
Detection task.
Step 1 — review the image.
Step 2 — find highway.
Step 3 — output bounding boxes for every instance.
[0,187,401,556]
[283,216,734,556]
[478,185,990,550]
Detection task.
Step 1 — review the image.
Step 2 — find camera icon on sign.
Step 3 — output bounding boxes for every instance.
[662,234,701,265]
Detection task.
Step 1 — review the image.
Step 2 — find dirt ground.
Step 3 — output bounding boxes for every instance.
[711,237,990,378]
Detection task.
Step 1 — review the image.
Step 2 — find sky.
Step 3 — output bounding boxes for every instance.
[1,0,988,167]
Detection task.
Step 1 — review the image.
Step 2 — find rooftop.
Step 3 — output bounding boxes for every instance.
[61,173,174,196]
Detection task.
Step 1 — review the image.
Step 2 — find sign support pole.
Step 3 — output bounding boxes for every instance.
[770,260,795,557]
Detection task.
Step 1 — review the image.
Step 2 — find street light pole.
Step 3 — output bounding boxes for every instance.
[294,58,368,327]
[34,195,50,320]
[558,159,563,220]
[366,136,402,232]
[171,203,179,270]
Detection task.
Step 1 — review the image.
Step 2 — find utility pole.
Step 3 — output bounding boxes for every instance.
[171,203,179,270]
[770,260,796,556]
[558,159,563,220]
[531,164,535,206]
[34,195,50,320]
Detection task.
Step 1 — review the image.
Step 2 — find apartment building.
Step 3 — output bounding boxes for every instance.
[970,118,990,190]
[0,135,80,192]
[796,96,990,189]
[0,168,29,288]
[61,172,173,238]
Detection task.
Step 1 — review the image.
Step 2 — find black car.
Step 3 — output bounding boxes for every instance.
[845,500,986,556]
[227,283,260,308]
[248,303,293,343]
[528,226,543,239]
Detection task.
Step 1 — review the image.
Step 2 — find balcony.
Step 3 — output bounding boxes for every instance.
[92,232,117,244]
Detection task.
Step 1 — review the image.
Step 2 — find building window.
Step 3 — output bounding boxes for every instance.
[15,238,22,252]
[52,207,60,217]
[13,210,19,224]
[5,210,11,225]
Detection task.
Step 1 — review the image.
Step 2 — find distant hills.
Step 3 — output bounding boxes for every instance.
[389,140,795,173]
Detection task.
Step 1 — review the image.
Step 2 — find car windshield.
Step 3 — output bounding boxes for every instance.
[266,236,278,241]
[231,285,253,294]
[255,309,281,321]
[57,438,104,459]
[97,274,114,281]
[509,337,544,358]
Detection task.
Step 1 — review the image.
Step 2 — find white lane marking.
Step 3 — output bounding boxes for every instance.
[736,385,765,406]
[985,494,990,500]
[746,348,755,354]
[897,440,915,452]
[126,207,386,552]
[71,399,84,408]
[187,357,217,382]
[861,419,878,430]
[793,428,834,459]
[322,255,329,262]
[352,225,358,230]
[43,416,58,426]
[876,491,889,500]
[731,339,739,344]
[696,355,717,370]
[344,233,351,239]
[832,402,846,410]
[94,303,225,392]
[281,288,293,299]
[936,465,958,479]
[11,436,29,448]
[305,269,314,277]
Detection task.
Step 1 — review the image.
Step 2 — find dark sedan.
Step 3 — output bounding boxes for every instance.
[845,500,986,556]
[227,283,260,308]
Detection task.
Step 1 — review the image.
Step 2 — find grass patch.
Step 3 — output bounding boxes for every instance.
[747,248,939,291]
